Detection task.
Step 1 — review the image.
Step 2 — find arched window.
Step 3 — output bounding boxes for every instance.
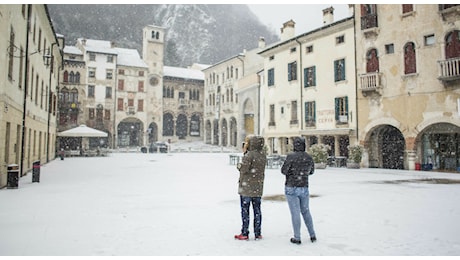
[69,71,75,83]
[445,30,460,59]
[63,71,69,83]
[366,48,379,73]
[163,113,174,136]
[75,72,80,84]
[404,42,416,74]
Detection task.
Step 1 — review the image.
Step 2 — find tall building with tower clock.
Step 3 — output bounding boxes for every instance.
[58,25,206,151]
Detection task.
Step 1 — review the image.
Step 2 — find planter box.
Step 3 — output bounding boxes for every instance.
[314,163,326,169]
[346,162,360,169]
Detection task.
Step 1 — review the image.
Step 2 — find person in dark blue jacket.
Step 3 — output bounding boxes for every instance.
[281,136,317,245]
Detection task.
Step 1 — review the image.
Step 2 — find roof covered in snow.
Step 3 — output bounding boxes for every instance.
[114,48,148,68]
[163,66,204,81]
[77,38,118,55]
[63,46,83,56]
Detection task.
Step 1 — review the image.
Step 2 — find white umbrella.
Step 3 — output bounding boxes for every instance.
[57,125,108,137]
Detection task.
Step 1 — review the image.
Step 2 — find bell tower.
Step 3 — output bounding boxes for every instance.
[142,25,165,142]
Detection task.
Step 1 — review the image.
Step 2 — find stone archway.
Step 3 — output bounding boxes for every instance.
[367,125,405,169]
[418,123,460,171]
[117,118,144,148]
[147,122,158,143]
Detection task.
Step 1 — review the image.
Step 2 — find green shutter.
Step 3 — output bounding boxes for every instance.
[304,68,308,87]
[335,97,339,120]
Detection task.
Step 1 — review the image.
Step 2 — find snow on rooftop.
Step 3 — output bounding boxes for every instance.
[163,66,204,81]
[115,48,148,68]
[63,46,83,55]
[78,38,118,55]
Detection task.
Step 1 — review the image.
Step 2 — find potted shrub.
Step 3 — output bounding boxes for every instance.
[308,143,331,169]
[347,145,363,169]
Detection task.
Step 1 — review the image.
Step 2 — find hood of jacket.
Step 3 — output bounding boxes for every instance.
[248,135,265,152]
[293,137,306,152]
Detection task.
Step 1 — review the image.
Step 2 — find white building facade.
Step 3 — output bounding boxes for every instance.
[0,4,63,187]
[259,9,357,157]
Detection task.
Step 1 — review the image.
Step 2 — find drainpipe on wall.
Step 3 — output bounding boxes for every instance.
[46,42,57,163]
[295,38,303,130]
[20,4,32,177]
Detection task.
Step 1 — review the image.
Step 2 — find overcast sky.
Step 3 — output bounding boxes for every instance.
[247,4,351,37]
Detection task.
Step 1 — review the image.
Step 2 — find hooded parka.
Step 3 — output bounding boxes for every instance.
[281,137,315,187]
[238,135,267,197]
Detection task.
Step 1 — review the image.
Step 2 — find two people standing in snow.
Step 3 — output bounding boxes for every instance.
[281,136,317,244]
[235,135,267,240]
[234,135,316,244]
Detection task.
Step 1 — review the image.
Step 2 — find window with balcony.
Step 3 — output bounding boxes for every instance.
[360,4,378,30]
[404,42,417,74]
[366,48,379,73]
[446,30,460,59]
[335,96,348,124]
[304,66,316,87]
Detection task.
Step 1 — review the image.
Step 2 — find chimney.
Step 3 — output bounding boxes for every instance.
[322,6,334,25]
[258,37,265,48]
[348,4,354,16]
[111,41,116,48]
[280,19,295,41]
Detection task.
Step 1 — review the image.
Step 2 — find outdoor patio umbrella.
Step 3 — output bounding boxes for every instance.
[57,124,108,137]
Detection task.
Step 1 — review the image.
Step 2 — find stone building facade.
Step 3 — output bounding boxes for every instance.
[258,9,357,157]
[354,4,460,171]
[58,25,205,151]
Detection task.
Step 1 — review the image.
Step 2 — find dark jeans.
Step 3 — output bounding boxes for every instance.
[239,195,262,236]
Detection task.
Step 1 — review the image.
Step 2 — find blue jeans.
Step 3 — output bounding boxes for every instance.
[285,186,316,240]
[239,196,262,236]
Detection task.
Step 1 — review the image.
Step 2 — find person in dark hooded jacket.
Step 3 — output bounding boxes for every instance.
[235,135,267,240]
[281,136,317,245]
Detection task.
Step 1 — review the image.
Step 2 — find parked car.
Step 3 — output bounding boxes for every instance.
[149,141,169,153]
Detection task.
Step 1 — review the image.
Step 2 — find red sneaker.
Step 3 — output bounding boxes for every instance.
[234,234,249,240]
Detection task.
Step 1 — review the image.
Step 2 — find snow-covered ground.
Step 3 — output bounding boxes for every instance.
[1,144,460,256]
